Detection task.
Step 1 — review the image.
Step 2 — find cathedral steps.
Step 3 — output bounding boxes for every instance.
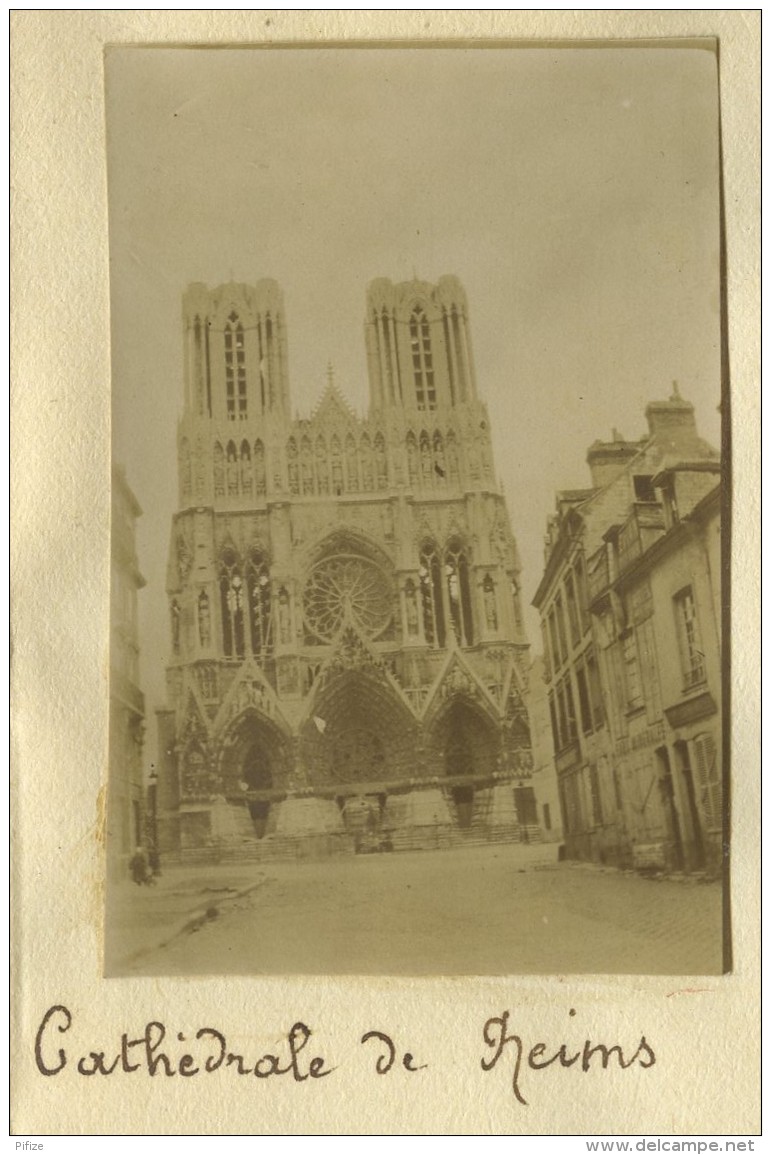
[163,821,543,867]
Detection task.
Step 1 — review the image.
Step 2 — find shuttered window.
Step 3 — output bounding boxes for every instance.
[693,732,721,830]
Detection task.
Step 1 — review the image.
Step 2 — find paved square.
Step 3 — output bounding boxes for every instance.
[115,843,725,977]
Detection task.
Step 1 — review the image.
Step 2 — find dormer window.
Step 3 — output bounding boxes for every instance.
[633,474,656,503]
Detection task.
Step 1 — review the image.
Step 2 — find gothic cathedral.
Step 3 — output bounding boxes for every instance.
[155,275,537,857]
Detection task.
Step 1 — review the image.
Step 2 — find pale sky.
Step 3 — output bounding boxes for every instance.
[107,45,722,747]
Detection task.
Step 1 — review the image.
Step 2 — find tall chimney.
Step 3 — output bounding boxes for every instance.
[586,438,641,489]
[645,384,696,439]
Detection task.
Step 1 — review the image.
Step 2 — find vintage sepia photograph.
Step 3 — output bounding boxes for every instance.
[105,42,726,978]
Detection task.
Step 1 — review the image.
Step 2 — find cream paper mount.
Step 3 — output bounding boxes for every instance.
[10,10,760,1137]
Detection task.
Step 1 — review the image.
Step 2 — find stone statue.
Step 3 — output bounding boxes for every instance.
[484,580,498,631]
[278,586,291,644]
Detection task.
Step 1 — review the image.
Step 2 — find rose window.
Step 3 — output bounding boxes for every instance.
[303,555,393,642]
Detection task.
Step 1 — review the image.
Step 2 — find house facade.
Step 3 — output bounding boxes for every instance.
[108,465,146,878]
[533,390,723,873]
[526,655,563,846]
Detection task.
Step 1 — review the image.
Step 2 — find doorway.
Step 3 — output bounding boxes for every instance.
[655,746,685,871]
[451,784,474,829]
[674,741,706,870]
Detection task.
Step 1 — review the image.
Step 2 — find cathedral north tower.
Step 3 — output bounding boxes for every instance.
[365,275,476,413]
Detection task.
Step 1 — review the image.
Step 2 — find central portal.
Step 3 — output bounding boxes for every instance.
[302,668,418,788]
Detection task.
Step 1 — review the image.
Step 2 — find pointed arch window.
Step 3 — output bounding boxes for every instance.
[277,585,292,644]
[224,313,247,421]
[374,431,388,490]
[246,549,272,658]
[381,307,396,401]
[433,431,446,481]
[419,430,432,484]
[204,317,212,415]
[236,323,247,419]
[345,433,359,492]
[254,439,266,495]
[301,436,314,495]
[265,315,274,408]
[406,431,419,487]
[441,308,456,405]
[180,437,192,501]
[316,436,329,495]
[224,316,236,420]
[419,542,445,648]
[240,440,252,498]
[193,317,205,416]
[446,430,459,485]
[451,306,467,400]
[256,315,266,410]
[404,578,419,637]
[226,441,238,496]
[198,589,211,648]
[360,433,374,492]
[287,437,299,495]
[219,548,245,658]
[410,305,436,411]
[213,442,225,497]
[445,541,474,646]
[330,436,343,495]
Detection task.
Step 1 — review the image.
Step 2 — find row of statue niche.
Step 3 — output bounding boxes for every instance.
[214,441,266,499]
[182,429,494,502]
[285,430,493,493]
[287,433,387,496]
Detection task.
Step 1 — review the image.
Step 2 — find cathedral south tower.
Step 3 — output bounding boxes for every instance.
[155,275,537,857]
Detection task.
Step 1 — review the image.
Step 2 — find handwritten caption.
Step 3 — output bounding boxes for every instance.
[34,1005,655,1106]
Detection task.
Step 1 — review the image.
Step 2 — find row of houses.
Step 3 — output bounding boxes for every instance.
[528,387,723,874]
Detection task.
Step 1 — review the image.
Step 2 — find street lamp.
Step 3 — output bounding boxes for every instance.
[147,768,160,876]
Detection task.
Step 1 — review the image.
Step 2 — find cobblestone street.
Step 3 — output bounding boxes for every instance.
[113,842,725,977]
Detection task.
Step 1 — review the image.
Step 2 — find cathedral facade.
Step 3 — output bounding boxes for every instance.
[155,275,536,858]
